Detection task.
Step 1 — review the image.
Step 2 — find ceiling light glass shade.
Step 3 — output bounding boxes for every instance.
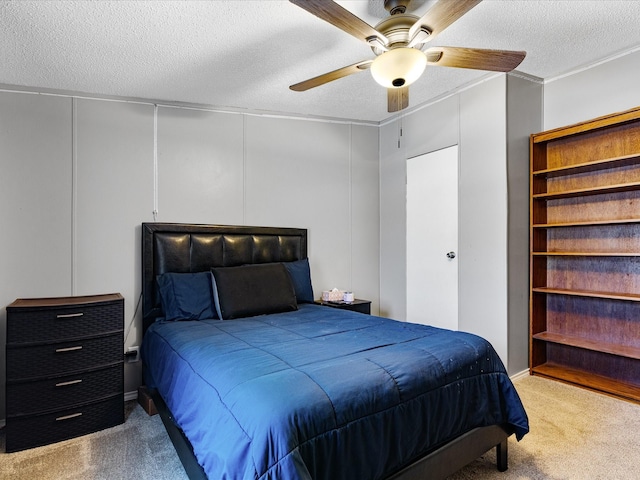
[370,47,427,88]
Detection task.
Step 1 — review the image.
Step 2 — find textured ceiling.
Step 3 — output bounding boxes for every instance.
[1,0,640,123]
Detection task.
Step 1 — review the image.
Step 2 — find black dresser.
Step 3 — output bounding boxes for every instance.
[5,293,124,452]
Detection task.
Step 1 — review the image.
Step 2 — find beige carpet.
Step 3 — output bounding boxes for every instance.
[1,375,639,479]
[449,375,640,480]
[0,401,188,480]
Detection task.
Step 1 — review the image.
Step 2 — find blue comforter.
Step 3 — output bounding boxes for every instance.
[142,304,528,480]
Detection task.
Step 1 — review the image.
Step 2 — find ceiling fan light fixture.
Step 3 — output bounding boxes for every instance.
[370,47,427,88]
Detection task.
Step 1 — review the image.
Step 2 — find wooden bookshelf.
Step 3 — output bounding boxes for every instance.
[531,364,640,403]
[529,106,640,403]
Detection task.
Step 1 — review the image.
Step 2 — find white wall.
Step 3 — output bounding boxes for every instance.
[74,99,156,317]
[157,106,245,223]
[0,93,74,423]
[458,77,509,360]
[507,74,544,375]
[0,91,380,421]
[350,125,381,308]
[380,75,540,370]
[379,120,405,320]
[544,49,640,129]
[245,116,352,291]
[0,93,73,300]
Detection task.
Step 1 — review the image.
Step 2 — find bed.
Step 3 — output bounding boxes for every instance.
[140,222,528,480]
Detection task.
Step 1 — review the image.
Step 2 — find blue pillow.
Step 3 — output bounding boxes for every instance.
[156,272,217,321]
[283,258,314,303]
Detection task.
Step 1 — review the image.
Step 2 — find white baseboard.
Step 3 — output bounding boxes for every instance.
[124,390,138,402]
[510,369,530,382]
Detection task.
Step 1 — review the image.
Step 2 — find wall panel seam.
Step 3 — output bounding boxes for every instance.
[71,97,78,295]
[243,114,247,225]
[349,124,353,290]
[153,105,158,220]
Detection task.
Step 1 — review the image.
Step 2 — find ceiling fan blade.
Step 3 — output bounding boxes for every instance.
[290,0,388,49]
[408,0,482,47]
[388,86,409,113]
[426,46,526,72]
[290,60,373,92]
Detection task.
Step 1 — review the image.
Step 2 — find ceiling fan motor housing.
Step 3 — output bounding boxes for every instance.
[371,14,427,55]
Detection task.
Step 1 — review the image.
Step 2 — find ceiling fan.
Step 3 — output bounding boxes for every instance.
[289,0,526,113]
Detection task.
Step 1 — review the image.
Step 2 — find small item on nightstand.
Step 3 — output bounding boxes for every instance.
[322,288,345,302]
[343,292,354,303]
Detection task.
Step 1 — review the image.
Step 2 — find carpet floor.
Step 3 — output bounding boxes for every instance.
[447,375,640,479]
[1,375,639,479]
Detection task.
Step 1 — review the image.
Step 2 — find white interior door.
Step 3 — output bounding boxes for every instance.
[406,145,459,329]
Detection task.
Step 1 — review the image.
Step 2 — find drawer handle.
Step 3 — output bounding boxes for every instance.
[57,312,84,319]
[56,379,83,387]
[56,412,83,421]
[55,346,83,353]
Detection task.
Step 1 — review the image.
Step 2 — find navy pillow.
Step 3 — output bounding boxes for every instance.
[211,263,298,320]
[156,272,217,321]
[283,258,314,303]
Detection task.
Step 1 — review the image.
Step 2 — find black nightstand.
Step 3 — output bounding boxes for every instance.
[315,299,371,315]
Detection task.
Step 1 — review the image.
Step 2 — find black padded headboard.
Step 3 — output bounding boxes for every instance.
[141,223,308,332]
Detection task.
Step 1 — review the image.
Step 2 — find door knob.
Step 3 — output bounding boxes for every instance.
[446,251,456,259]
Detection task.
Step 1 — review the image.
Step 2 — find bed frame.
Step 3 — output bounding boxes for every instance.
[141,222,510,480]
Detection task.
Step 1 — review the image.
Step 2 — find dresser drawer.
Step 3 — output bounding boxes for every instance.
[6,334,123,381]
[7,295,123,344]
[5,395,124,452]
[7,364,123,416]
